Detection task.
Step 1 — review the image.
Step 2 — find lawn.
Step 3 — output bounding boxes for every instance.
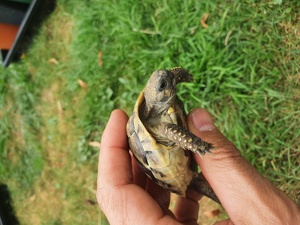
[0,0,299,224]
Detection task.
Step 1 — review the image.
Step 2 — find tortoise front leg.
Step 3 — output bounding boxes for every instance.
[163,123,213,156]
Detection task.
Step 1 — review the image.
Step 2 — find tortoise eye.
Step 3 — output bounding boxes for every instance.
[157,80,167,91]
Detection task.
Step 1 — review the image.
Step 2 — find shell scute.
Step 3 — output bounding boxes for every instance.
[126,68,196,196]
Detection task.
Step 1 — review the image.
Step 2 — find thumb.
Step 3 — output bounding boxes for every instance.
[187,108,242,167]
[187,109,300,225]
[187,109,251,207]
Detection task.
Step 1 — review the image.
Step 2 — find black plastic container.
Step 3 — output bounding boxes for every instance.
[0,0,40,67]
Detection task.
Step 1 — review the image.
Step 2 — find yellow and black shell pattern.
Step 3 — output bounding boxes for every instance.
[126,87,196,195]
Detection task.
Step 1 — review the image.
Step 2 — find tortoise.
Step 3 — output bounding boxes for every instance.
[126,67,219,203]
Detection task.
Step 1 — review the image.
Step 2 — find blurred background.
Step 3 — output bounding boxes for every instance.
[0,0,299,224]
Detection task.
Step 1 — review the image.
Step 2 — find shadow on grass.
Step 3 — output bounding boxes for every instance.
[0,184,20,225]
[8,0,57,66]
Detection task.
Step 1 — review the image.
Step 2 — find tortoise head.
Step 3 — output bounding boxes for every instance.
[143,68,192,115]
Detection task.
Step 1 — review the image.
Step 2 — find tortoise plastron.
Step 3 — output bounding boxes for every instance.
[126,68,219,203]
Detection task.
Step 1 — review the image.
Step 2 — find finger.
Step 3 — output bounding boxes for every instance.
[187,109,242,202]
[187,108,300,224]
[173,189,202,225]
[187,108,243,189]
[97,109,131,190]
[188,108,238,154]
[214,219,234,225]
[187,108,255,208]
[97,109,179,225]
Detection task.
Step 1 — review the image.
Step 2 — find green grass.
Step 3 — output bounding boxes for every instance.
[0,0,299,224]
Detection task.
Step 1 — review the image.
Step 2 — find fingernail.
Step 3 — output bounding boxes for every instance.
[191,109,215,131]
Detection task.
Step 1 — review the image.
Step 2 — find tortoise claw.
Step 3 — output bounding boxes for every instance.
[195,150,204,158]
[195,144,214,158]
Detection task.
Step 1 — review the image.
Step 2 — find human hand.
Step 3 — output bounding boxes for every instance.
[97,109,300,225]
[187,108,300,225]
[97,109,202,225]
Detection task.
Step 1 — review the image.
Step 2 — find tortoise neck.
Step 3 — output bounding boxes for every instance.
[144,95,176,118]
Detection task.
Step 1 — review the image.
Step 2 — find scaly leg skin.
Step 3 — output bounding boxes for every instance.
[163,123,214,156]
[190,173,221,204]
[163,123,220,204]
[169,67,193,83]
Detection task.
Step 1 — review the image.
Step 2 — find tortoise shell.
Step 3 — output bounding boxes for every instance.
[126,68,197,195]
